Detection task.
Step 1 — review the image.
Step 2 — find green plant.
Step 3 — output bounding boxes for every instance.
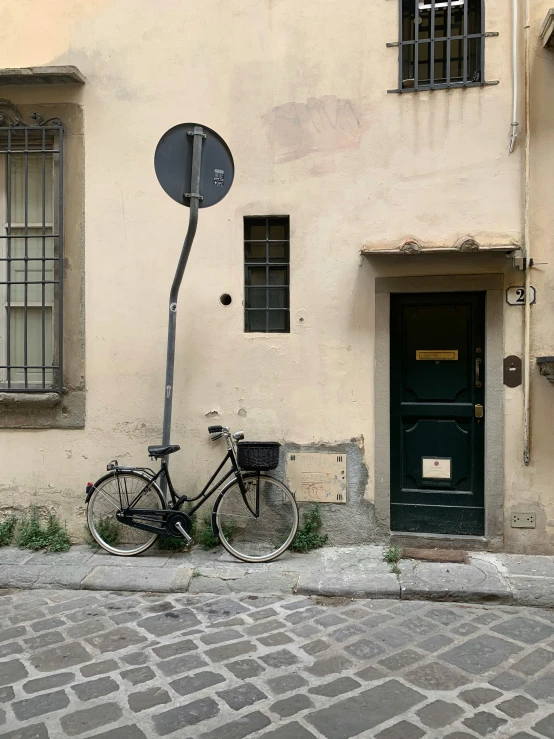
[193,514,221,549]
[156,533,190,552]
[383,544,403,575]
[192,514,237,550]
[383,544,402,564]
[290,504,328,553]
[192,568,201,578]
[90,516,121,548]
[15,507,71,552]
[0,516,17,546]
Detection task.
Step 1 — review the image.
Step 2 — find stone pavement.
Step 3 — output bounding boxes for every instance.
[3,591,554,737]
[1,545,554,607]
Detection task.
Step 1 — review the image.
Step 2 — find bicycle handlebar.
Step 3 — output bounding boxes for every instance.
[208,426,243,443]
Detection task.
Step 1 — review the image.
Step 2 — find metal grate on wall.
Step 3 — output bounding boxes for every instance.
[0,114,64,392]
[244,216,290,333]
[388,0,498,93]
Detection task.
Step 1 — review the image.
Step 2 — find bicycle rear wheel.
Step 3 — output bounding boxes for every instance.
[214,473,298,563]
[87,471,164,556]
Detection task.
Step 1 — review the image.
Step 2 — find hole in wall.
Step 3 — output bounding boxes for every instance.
[220,294,232,306]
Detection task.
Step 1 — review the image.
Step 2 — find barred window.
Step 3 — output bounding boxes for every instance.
[393,0,485,92]
[0,123,63,392]
[244,216,290,333]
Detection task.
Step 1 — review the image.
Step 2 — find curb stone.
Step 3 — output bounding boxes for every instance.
[1,545,554,608]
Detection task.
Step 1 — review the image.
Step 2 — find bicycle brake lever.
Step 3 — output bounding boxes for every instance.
[210,433,223,441]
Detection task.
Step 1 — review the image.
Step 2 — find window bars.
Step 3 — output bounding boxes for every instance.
[0,112,63,392]
[388,0,497,93]
[244,217,290,333]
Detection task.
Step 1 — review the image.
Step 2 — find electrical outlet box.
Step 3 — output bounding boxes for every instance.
[511,513,536,529]
[286,452,347,504]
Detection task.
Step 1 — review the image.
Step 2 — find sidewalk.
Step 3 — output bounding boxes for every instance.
[1,544,553,607]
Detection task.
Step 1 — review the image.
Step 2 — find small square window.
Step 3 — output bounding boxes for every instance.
[396,0,484,92]
[244,217,290,333]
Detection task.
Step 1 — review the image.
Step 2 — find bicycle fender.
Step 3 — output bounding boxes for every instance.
[210,508,219,538]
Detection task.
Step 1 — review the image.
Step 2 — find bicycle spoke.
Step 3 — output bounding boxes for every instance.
[95,489,121,510]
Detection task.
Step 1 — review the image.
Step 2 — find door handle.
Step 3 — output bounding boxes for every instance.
[475,404,484,418]
[475,358,483,388]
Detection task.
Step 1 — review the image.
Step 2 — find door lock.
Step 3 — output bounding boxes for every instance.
[475,404,484,418]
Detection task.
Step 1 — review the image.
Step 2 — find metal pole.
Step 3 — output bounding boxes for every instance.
[160,125,204,498]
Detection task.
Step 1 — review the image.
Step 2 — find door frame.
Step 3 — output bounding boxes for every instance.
[374,274,504,546]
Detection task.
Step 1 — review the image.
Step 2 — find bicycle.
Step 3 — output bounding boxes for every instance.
[85,426,299,563]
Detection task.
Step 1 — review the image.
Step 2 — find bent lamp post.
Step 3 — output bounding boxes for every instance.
[154,123,234,499]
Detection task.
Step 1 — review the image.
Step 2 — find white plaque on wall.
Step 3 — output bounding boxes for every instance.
[422,457,452,480]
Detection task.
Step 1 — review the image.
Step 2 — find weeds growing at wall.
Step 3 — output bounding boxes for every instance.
[15,507,71,552]
[194,514,222,549]
[88,516,121,548]
[0,517,17,546]
[383,544,403,575]
[156,533,190,552]
[193,514,237,549]
[157,514,238,551]
[290,504,328,553]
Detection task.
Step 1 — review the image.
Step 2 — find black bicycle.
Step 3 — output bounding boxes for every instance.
[85,426,299,563]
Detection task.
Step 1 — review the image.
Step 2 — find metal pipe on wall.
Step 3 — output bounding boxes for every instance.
[523,0,532,465]
[509,0,519,152]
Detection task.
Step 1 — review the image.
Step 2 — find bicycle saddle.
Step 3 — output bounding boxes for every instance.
[147,445,180,458]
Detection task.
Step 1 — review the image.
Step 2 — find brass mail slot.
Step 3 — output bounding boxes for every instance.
[416,350,459,361]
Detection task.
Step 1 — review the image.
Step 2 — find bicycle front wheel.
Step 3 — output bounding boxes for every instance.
[214,474,298,563]
[87,471,164,556]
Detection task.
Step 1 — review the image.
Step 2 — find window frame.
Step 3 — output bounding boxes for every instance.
[244,216,290,334]
[0,122,64,393]
[389,0,491,94]
[0,99,84,430]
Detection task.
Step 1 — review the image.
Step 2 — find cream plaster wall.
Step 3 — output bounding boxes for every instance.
[0,0,551,552]
[502,0,554,553]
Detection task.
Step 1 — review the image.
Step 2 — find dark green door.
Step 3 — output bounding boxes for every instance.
[390,292,485,535]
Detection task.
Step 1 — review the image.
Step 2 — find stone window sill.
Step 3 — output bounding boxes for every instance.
[0,66,85,86]
[0,392,62,408]
[0,389,84,429]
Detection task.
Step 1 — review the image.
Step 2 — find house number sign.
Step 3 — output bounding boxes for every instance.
[506,286,536,306]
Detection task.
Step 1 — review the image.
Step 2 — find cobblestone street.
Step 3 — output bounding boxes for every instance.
[2,591,554,738]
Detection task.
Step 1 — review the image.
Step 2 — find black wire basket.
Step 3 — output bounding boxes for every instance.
[237,442,280,471]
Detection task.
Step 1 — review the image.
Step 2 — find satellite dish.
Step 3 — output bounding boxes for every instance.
[154,123,234,208]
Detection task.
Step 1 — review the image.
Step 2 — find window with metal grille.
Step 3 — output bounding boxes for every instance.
[0,121,63,392]
[391,0,486,92]
[244,216,290,333]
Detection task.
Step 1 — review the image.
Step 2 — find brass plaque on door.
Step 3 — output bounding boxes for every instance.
[416,350,459,361]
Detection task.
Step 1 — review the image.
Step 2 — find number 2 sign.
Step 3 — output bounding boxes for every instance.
[506,286,537,306]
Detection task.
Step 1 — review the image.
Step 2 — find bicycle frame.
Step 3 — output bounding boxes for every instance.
[110,434,260,538]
